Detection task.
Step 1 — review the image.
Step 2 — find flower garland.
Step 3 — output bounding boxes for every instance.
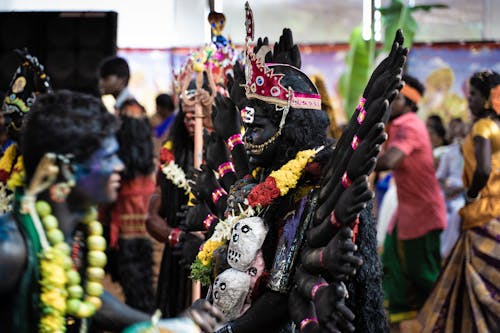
[0,143,17,183]
[190,149,319,285]
[247,149,317,208]
[0,182,13,213]
[159,141,191,194]
[7,155,25,189]
[190,215,239,285]
[36,201,106,333]
[0,144,24,212]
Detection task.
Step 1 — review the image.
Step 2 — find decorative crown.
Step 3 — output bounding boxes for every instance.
[244,51,321,110]
[243,2,321,111]
[2,49,52,116]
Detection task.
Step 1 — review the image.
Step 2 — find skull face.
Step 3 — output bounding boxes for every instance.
[246,249,265,290]
[212,268,251,320]
[228,216,268,271]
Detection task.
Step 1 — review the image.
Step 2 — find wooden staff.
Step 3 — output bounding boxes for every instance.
[180,58,217,302]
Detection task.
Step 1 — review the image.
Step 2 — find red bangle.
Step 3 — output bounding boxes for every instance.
[318,248,325,268]
[168,228,182,247]
[211,187,227,205]
[227,133,243,151]
[299,317,318,331]
[356,97,367,124]
[217,161,235,178]
[311,281,328,300]
[341,172,352,188]
[330,211,342,227]
[351,135,360,150]
[356,97,366,110]
[203,213,218,230]
[352,217,360,244]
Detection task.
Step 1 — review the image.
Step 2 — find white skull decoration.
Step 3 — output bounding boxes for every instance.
[228,216,268,271]
[212,268,251,320]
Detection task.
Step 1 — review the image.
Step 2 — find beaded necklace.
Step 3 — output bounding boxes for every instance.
[34,201,106,333]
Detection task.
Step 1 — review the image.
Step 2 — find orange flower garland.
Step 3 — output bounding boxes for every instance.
[247,149,317,208]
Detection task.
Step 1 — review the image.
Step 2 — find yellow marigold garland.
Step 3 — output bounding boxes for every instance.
[269,149,316,196]
[197,240,225,266]
[0,144,17,174]
[7,156,25,189]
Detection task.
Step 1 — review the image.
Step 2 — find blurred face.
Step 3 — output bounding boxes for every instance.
[389,93,407,120]
[243,100,280,168]
[98,75,126,96]
[467,85,487,118]
[448,120,465,141]
[182,102,196,137]
[71,136,124,204]
[427,126,444,148]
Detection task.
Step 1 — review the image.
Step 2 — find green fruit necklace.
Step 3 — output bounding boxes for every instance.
[35,200,107,333]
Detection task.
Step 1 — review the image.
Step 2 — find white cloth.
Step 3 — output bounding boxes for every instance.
[377,179,398,247]
[435,142,464,258]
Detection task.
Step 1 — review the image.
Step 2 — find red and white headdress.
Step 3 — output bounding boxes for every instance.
[242,2,322,129]
[244,51,322,111]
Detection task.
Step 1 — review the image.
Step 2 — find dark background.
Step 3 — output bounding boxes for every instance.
[0,11,117,96]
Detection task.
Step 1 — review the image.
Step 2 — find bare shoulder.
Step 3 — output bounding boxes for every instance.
[0,212,27,294]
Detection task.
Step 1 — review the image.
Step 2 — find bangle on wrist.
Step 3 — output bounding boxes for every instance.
[203,213,218,230]
[341,172,352,188]
[299,317,318,331]
[318,248,325,268]
[330,211,342,227]
[227,133,243,151]
[168,228,182,247]
[211,187,227,205]
[311,281,328,300]
[356,97,367,125]
[217,161,235,178]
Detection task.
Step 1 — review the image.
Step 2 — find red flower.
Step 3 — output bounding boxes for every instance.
[248,176,280,208]
[160,148,174,164]
[0,170,9,183]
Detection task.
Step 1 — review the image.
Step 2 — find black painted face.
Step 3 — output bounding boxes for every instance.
[243,100,280,168]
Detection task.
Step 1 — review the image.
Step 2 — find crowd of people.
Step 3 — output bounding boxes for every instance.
[0,5,499,333]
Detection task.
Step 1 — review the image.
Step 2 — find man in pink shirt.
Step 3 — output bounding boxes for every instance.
[375,74,446,326]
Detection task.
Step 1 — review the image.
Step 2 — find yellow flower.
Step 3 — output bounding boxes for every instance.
[40,290,66,312]
[6,169,24,189]
[39,314,65,332]
[163,140,173,151]
[197,240,224,266]
[270,149,316,196]
[0,144,17,173]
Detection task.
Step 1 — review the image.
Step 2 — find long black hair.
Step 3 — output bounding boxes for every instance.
[116,100,155,180]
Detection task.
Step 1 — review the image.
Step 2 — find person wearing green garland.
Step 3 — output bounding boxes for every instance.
[0,91,223,332]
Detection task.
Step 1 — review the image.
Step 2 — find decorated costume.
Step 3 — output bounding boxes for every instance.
[100,100,156,313]
[154,111,195,317]
[189,4,408,332]
[0,91,154,333]
[412,71,500,333]
[0,49,52,213]
[152,16,239,317]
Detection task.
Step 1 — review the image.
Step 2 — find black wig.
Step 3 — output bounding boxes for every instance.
[22,90,118,182]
